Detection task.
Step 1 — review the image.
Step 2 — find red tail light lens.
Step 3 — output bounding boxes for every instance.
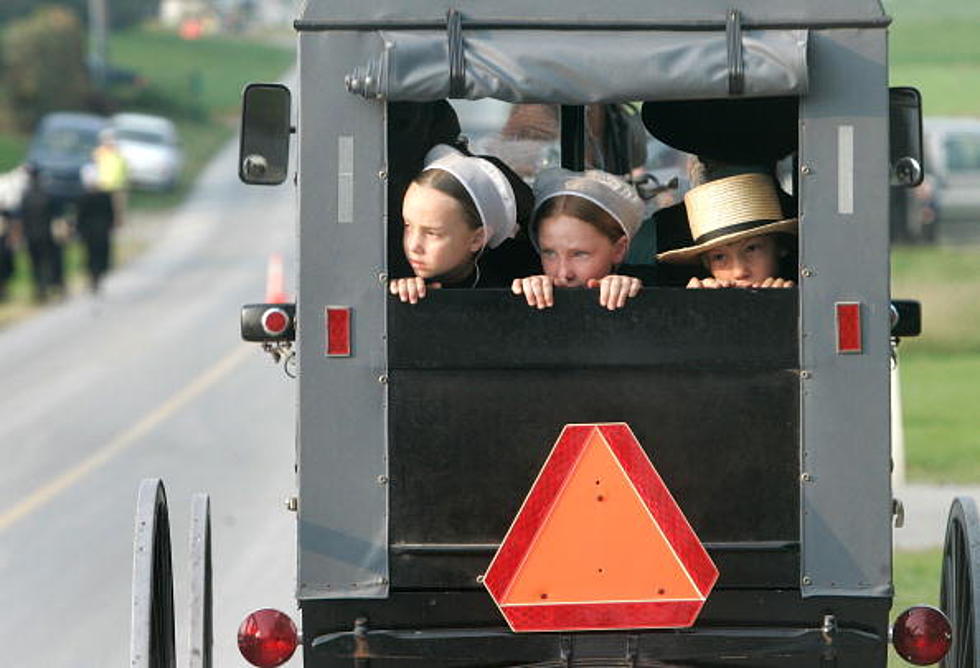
[238,608,299,667]
[261,307,289,336]
[891,605,951,665]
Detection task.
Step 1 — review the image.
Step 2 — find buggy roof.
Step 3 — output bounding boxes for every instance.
[297,0,888,27]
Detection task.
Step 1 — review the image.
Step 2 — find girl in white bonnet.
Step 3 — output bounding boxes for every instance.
[512,169,649,311]
[389,144,538,303]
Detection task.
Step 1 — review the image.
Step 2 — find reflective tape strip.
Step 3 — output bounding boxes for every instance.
[338,135,354,223]
[837,125,854,215]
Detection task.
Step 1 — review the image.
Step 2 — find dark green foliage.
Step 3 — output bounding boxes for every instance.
[1,6,92,131]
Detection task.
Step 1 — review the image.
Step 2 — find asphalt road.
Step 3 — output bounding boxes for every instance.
[0,138,299,667]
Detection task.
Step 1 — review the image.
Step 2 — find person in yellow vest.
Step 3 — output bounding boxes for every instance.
[92,129,128,211]
[77,130,128,292]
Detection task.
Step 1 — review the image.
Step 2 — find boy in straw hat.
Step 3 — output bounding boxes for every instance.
[512,168,651,310]
[657,172,797,289]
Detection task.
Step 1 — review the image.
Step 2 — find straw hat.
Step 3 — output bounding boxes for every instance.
[657,173,797,263]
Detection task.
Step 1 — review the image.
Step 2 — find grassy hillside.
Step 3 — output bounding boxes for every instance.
[886,0,980,115]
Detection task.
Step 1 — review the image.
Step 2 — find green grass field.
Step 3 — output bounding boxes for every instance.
[885,0,980,485]
[892,246,980,483]
[886,0,980,116]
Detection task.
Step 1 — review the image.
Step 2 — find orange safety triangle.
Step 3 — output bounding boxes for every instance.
[483,423,718,633]
[501,428,700,606]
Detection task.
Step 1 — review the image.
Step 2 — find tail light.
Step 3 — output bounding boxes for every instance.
[238,608,299,667]
[891,605,951,665]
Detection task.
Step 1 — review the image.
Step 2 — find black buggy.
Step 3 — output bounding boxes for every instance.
[130,1,979,666]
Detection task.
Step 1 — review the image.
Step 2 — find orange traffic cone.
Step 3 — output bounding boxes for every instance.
[265,253,289,304]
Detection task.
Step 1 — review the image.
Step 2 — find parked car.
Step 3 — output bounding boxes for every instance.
[111,113,183,191]
[923,116,980,243]
[26,112,109,202]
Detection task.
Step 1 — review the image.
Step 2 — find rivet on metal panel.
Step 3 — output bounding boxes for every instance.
[283,496,298,512]
[475,574,485,584]
[378,169,387,180]
[802,576,813,586]
[801,267,814,278]
[801,164,813,175]
[801,472,813,483]
[378,374,388,385]
[377,474,389,485]
[800,370,811,379]
[378,272,388,283]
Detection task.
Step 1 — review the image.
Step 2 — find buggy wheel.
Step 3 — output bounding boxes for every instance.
[130,479,176,668]
[940,496,980,668]
[189,493,213,668]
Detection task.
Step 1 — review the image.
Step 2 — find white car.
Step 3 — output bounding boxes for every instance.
[111,113,183,191]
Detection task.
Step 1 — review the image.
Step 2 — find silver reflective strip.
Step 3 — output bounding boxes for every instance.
[837,125,854,215]
[338,135,354,223]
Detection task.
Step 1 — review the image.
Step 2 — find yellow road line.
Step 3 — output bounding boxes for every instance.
[0,344,254,533]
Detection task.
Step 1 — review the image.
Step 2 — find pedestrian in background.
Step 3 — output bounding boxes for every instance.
[0,166,27,301]
[15,164,64,302]
[0,207,14,301]
[77,130,128,292]
[92,129,128,223]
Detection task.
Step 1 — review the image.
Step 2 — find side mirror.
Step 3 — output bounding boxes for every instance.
[889,87,924,188]
[239,83,292,185]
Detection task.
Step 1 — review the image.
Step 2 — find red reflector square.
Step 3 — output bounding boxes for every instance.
[836,302,862,354]
[325,307,352,357]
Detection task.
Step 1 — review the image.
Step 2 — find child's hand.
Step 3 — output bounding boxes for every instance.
[686,276,735,289]
[750,277,795,288]
[512,275,555,309]
[587,275,642,310]
[389,276,440,303]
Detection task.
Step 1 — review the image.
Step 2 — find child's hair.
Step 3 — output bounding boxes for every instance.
[533,194,624,244]
[412,168,482,230]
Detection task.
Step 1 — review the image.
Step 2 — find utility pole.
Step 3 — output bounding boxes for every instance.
[88,0,109,88]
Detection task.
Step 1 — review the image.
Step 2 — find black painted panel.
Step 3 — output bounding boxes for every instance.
[388,368,799,545]
[389,543,800,590]
[387,288,798,370]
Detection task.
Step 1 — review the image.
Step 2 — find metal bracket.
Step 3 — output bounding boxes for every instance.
[893,498,905,529]
[726,9,745,95]
[447,9,465,98]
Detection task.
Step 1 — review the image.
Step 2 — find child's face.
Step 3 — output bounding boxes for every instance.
[537,214,627,288]
[702,234,781,286]
[402,183,483,279]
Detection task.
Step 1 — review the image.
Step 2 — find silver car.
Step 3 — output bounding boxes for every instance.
[111,113,183,191]
[923,116,980,243]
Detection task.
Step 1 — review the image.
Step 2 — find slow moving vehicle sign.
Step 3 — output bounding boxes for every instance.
[483,423,718,632]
